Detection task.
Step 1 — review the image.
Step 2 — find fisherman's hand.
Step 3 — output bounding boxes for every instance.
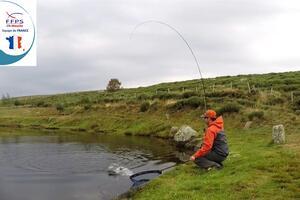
[190,156,196,161]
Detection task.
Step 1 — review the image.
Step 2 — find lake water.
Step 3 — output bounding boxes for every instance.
[0,132,188,200]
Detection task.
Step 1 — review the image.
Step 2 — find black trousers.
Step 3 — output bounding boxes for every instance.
[194,151,226,169]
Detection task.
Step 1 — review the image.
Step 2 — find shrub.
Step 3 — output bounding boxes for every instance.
[80,97,90,104]
[237,99,256,107]
[152,92,180,100]
[249,88,259,95]
[248,111,264,121]
[103,98,113,103]
[293,98,300,110]
[55,103,65,112]
[279,85,298,92]
[150,100,159,111]
[36,101,47,107]
[185,96,205,108]
[14,100,23,106]
[125,99,138,105]
[137,94,150,100]
[182,91,198,98]
[140,102,150,112]
[206,89,244,98]
[103,97,122,103]
[84,104,92,110]
[217,103,240,116]
[171,100,185,110]
[283,78,295,84]
[171,96,204,110]
[266,96,285,105]
[90,123,99,130]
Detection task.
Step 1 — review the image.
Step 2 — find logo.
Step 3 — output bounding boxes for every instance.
[6,12,24,27]
[0,0,36,66]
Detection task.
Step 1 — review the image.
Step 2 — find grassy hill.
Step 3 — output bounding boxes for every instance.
[0,71,299,135]
[0,71,299,199]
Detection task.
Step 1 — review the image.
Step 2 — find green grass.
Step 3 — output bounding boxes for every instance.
[1,71,300,110]
[131,127,300,200]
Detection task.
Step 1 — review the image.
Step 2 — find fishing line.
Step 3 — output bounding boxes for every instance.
[130,20,207,110]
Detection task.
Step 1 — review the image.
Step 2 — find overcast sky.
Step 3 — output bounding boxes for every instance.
[1,0,300,97]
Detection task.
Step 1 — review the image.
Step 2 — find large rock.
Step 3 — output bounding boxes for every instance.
[174,125,197,145]
[272,125,285,144]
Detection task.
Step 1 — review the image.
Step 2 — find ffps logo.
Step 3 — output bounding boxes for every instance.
[6,12,24,27]
[0,0,36,66]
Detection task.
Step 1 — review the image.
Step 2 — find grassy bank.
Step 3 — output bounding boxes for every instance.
[0,71,299,199]
[129,127,300,199]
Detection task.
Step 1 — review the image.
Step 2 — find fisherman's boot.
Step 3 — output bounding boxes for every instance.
[207,162,222,171]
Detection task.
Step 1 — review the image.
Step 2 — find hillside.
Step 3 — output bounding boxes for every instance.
[0,71,299,135]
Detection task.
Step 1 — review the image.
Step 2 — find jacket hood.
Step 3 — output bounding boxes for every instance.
[208,116,224,130]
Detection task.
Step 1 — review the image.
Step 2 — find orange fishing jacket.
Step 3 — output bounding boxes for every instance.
[193,116,227,158]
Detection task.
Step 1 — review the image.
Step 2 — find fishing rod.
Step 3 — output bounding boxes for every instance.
[130,20,207,110]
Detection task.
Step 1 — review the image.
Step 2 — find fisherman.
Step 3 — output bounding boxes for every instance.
[190,110,229,170]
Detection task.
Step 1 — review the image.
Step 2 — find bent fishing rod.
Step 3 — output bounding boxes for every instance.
[130,20,207,110]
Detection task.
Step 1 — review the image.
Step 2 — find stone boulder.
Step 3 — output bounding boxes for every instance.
[174,125,197,146]
[244,121,253,129]
[272,124,285,144]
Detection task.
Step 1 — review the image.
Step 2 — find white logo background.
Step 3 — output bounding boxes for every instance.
[0,0,36,66]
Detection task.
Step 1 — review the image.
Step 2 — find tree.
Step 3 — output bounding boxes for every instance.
[106,79,121,92]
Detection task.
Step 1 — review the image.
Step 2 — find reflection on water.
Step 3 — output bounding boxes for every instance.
[0,131,190,200]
